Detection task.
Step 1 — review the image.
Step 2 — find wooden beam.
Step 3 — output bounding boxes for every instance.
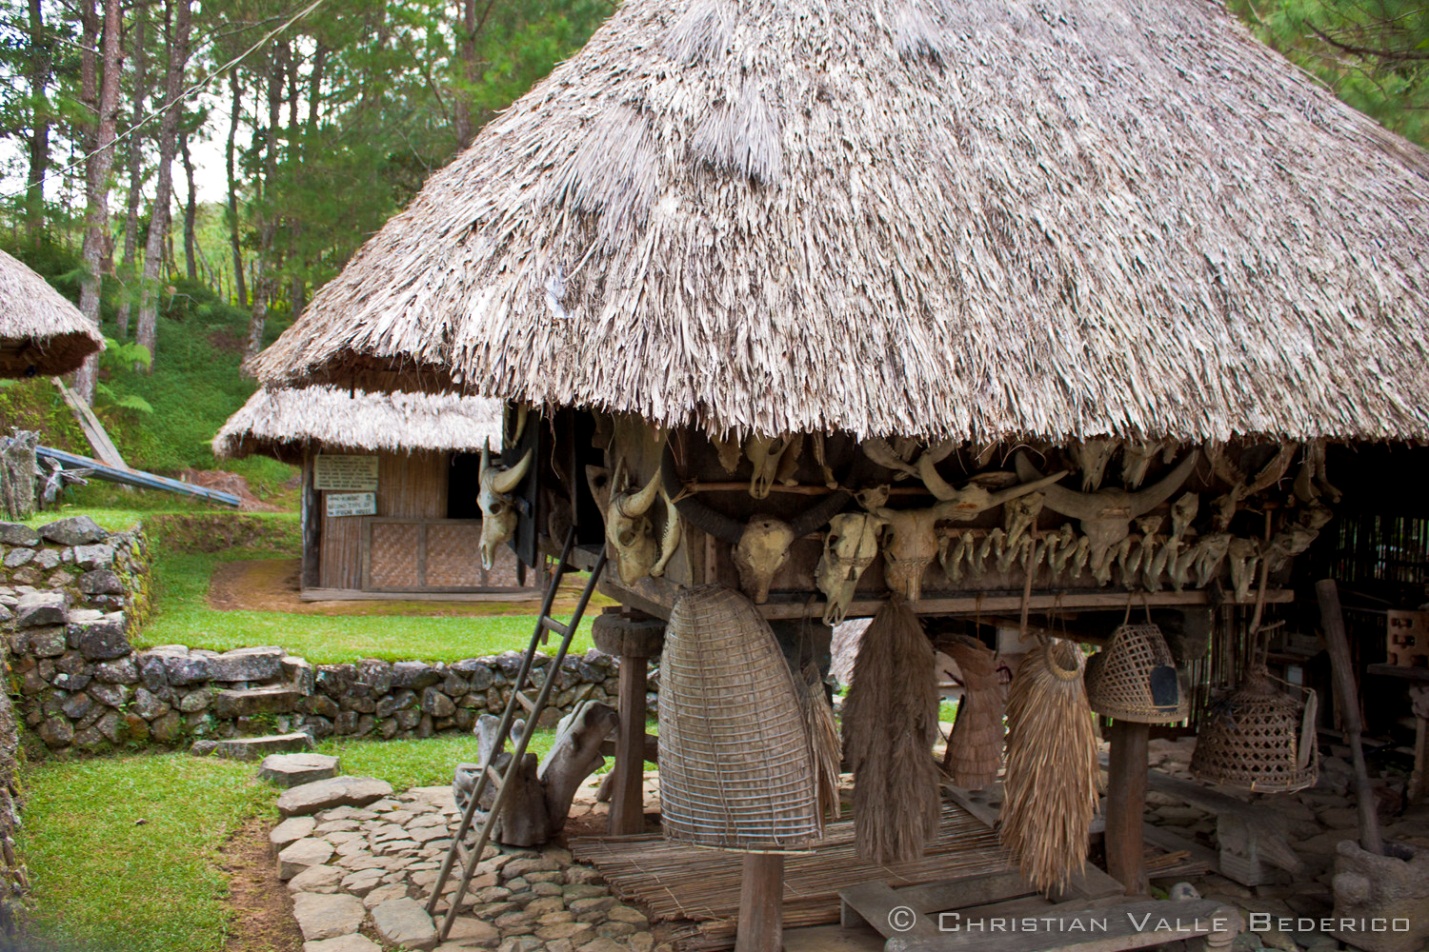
[735,853,784,952]
[608,654,649,836]
[1316,579,1383,855]
[301,448,321,589]
[1105,720,1150,895]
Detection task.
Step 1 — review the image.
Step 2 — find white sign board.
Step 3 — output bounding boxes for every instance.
[326,492,377,517]
[314,454,379,491]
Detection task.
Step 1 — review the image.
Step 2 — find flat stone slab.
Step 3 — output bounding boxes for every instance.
[287,864,344,894]
[214,684,302,718]
[303,936,381,952]
[260,753,340,788]
[371,897,438,951]
[208,732,316,762]
[210,646,286,682]
[270,815,318,849]
[279,838,335,880]
[292,892,366,942]
[279,776,395,818]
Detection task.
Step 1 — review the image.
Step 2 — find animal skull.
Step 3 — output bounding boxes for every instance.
[478,441,534,570]
[602,461,680,585]
[1070,439,1120,492]
[745,435,799,499]
[1017,450,1200,587]
[734,516,798,603]
[1121,439,1169,489]
[1227,537,1261,602]
[815,512,886,625]
[871,506,945,602]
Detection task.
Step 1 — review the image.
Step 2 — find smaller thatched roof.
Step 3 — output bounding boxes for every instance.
[213,385,504,462]
[0,248,103,378]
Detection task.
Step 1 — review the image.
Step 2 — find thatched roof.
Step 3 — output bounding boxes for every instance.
[213,385,503,462]
[0,248,103,378]
[250,0,1429,444]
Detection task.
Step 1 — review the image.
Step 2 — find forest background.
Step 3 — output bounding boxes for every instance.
[0,0,1423,478]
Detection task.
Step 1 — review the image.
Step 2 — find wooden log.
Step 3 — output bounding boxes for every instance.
[735,853,784,952]
[1105,720,1150,895]
[540,700,619,834]
[1316,579,1384,855]
[610,655,649,835]
[300,448,321,590]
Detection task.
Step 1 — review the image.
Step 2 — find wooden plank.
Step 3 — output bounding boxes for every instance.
[52,377,126,469]
[1140,823,1220,875]
[300,449,321,590]
[1105,721,1150,895]
[886,899,1242,952]
[300,588,540,602]
[841,880,941,938]
[735,854,784,952]
[941,783,1001,830]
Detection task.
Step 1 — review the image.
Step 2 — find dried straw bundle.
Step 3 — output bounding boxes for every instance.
[941,636,1005,789]
[999,639,1100,895]
[842,597,940,864]
[794,660,842,825]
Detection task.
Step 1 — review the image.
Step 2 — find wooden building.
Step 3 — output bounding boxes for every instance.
[215,385,534,597]
[249,0,1429,947]
[0,248,102,379]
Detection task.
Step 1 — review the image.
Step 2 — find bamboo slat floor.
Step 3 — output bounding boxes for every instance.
[570,804,1012,950]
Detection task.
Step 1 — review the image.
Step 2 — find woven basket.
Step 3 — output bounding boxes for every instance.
[1085,622,1189,724]
[657,586,822,852]
[942,636,1005,789]
[1191,667,1318,794]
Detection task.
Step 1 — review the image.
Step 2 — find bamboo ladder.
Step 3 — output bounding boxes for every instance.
[424,527,608,941]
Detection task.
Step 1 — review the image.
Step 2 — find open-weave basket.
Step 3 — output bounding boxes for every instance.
[1191,667,1318,794]
[657,586,821,852]
[1085,622,1189,724]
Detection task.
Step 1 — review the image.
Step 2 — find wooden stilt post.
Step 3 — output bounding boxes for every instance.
[735,853,784,952]
[610,651,648,835]
[1105,719,1150,895]
[591,609,666,837]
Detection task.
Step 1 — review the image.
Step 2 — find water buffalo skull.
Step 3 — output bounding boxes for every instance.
[815,512,886,625]
[478,440,534,570]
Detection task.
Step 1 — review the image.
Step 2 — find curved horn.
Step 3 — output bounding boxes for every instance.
[661,439,745,544]
[790,489,853,537]
[1126,450,1200,517]
[481,439,492,475]
[620,466,662,517]
[492,446,534,494]
[981,469,1070,509]
[1014,452,1102,519]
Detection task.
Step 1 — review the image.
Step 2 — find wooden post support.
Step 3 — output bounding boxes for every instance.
[1105,719,1150,895]
[735,853,784,952]
[609,653,648,835]
[300,447,321,590]
[1316,579,1384,855]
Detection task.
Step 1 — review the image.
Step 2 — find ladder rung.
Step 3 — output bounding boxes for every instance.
[486,765,505,788]
[514,691,536,713]
[541,617,570,638]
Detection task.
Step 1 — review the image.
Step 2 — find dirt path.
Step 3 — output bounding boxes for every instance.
[222,819,303,952]
[208,558,604,617]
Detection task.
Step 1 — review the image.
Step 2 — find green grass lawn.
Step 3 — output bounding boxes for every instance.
[17,753,275,952]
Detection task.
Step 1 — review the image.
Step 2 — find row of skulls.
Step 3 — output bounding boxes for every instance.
[475,430,1337,626]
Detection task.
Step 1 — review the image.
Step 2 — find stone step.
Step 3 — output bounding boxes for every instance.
[260,752,340,788]
[213,684,302,718]
[193,732,316,761]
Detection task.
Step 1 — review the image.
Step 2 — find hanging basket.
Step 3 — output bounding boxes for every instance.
[1085,622,1189,724]
[1191,666,1319,794]
[657,585,822,852]
[942,635,1006,789]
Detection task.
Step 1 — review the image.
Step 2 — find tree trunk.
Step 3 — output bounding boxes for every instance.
[24,0,53,237]
[244,43,287,361]
[453,0,478,148]
[74,0,123,403]
[225,68,247,308]
[135,0,193,368]
[180,126,198,281]
[116,0,149,339]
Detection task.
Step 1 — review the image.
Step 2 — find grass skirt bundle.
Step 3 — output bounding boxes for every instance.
[940,635,1005,789]
[841,596,940,864]
[999,639,1100,895]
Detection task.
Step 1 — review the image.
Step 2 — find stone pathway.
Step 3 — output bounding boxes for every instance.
[272,779,670,952]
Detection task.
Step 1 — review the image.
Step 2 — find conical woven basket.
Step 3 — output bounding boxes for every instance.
[1191,667,1318,794]
[657,586,822,852]
[942,636,1005,789]
[1085,622,1189,724]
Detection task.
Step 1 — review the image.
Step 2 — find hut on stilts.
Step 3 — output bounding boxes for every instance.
[215,386,538,597]
[0,248,103,379]
[248,0,1429,946]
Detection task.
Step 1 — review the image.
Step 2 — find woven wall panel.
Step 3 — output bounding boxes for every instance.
[426,523,483,587]
[370,523,421,589]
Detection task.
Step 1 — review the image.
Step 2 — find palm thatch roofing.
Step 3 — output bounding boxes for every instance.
[213,385,503,463]
[0,248,103,378]
[250,0,1429,444]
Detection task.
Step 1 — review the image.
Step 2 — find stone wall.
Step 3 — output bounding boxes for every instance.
[5,592,624,755]
[0,516,152,629]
